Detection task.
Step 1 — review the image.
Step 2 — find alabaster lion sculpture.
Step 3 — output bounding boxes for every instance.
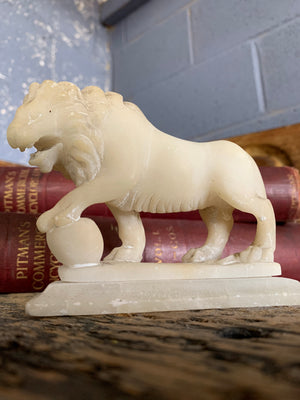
[7,80,275,264]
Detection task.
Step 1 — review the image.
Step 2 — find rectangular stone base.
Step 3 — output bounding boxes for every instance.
[26,276,300,316]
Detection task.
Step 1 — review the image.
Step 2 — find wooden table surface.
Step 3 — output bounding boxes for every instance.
[0,294,299,400]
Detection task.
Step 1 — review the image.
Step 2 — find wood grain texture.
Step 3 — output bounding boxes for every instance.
[0,294,299,400]
[229,123,300,170]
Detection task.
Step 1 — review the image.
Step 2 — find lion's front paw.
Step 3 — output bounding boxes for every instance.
[37,208,79,233]
[54,213,77,227]
[37,210,56,233]
[182,246,221,263]
[104,246,143,263]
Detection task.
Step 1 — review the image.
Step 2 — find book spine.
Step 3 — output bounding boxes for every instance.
[0,213,61,293]
[141,218,300,282]
[0,214,299,292]
[0,167,112,217]
[0,166,299,222]
[233,166,300,223]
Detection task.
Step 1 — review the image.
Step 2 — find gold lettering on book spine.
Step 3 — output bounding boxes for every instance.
[3,170,16,212]
[32,229,46,290]
[16,221,30,280]
[166,225,179,262]
[152,230,163,263]
[49,254,60,283]
[28,168,40,214]
[16,168,29,213]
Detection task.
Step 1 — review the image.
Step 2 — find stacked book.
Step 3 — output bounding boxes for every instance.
[0,164,299,293]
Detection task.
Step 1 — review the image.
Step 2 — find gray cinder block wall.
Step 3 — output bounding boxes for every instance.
[0,0,111,164]
[110,0,300,141]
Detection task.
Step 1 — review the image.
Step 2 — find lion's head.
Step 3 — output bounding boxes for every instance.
[7,80,129,186]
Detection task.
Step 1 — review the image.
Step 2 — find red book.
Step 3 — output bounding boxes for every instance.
[0,213,299,293]
[0,166,299,223]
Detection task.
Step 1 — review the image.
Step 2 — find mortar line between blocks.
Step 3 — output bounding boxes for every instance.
[186,8,194,65]
[250,41,266,114]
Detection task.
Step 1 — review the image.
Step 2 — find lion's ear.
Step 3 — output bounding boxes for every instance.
[23,82,40,104]
[81,86,106,108]
[66,135,101,186]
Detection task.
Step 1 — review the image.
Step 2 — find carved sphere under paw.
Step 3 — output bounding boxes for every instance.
[46,218,103,266]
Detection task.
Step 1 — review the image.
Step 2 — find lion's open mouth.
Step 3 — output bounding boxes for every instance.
[29,140,63,173]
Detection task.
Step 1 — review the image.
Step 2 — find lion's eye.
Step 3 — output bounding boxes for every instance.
[49,110,52,113]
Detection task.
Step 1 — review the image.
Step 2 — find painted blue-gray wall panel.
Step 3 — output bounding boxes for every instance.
[109,20,126,52]
[258,19,300,112]
[190,0,300,64]
[0,0,111,164]
[114,9,191,97]
[125,0,192,42]
[100,0,150,26]
[130,44,260,140]
[198,105,300,142]
[109,0,300,141]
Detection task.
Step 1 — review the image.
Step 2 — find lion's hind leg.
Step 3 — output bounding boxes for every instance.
[104,206,146,263]
[182,204,234,263]
[220,197,275,264]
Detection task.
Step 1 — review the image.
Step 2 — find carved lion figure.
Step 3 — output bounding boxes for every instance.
[7,80,275,264]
